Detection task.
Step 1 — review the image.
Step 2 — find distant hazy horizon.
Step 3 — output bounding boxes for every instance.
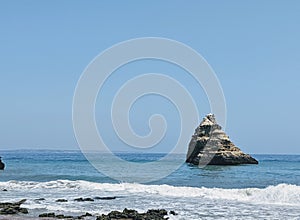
[1,148,299,155]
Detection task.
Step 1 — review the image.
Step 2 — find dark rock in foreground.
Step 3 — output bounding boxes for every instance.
[39,213,56,218]
[56,199,68,203]
[38,209,176,220]
[39,212,92,219]
[186,114,258,165]
[74,197,94,202]
[1,197,177,220]
[0,199,28,215]
[94,196,116,200]
[35,198,46,201]
[96,208,174,220]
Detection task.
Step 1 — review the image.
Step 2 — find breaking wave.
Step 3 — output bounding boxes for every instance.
[1,180,300,206]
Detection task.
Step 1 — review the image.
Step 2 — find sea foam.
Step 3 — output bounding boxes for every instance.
[1,180,300,206]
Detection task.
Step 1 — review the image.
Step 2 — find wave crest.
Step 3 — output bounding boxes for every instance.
[1,180,299,206]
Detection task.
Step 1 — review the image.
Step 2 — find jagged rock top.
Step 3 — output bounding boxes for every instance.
[186,114,258,165]
[200,113,216,126]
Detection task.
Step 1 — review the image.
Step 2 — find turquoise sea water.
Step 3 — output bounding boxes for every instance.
[0,150,300,219]
[1,150,300,188]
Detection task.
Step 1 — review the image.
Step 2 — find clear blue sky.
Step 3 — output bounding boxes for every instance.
[0,1,300,154]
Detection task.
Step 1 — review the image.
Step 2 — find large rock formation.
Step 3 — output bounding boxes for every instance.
[186,114,258,165]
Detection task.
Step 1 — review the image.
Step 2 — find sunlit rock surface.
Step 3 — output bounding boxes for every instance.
[186,114,258,165]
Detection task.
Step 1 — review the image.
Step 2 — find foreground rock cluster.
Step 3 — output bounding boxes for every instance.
[0,197,176,220]
[96,208,176,220]
[39,212,92,219]
[0,199,28,215]
[186,114,258,165]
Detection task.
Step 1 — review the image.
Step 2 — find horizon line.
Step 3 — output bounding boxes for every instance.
[0,148,299,156]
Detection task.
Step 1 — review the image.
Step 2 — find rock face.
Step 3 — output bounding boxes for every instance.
[0,157,5,170]
[186,114,258,165]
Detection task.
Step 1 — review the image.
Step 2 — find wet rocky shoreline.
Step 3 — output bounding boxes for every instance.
[0,198,177,220]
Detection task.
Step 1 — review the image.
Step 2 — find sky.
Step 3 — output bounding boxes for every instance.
[0,1,300,154]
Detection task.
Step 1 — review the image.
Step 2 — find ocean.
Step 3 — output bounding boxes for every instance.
[0,150,300,219]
